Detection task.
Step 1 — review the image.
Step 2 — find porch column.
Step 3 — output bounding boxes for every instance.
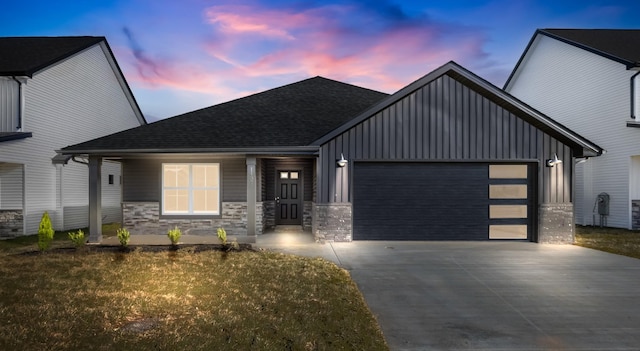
[88,155,102,243]
[246,157,257,236]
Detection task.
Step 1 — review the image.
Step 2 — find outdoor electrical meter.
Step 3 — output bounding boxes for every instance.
[593,192,610,227]
[596,193,610,216]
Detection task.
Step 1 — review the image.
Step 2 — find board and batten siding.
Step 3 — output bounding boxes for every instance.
[0,43,143,234]
[122,158,247,203]
[506,34,637,228]
[318,73,572,205]
[0,77,20,132]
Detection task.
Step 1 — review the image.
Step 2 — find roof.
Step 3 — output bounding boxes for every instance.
[315,61,604,157]
[0,36,105,77]
[541,29,640,68]
[0,132,32,143]
[505,29,640,88]
[60,77,389,154]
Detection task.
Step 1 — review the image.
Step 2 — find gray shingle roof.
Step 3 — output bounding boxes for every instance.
[61,77,389,153]
[0,36,105,77]
[541,29,640,68]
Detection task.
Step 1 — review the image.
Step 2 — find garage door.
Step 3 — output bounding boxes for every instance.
[352,162,533,240]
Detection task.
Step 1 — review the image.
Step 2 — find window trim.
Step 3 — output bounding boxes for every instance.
[161,163,220,216]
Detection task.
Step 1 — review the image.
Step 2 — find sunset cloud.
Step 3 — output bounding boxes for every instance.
[202,2,489,86]
[4,0,638,120]
[113,1,497,118]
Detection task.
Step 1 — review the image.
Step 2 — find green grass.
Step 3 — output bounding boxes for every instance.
[575,225,640,259]
[0,243,387,350]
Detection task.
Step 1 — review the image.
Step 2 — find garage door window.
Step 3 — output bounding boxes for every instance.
[489,164,528,240]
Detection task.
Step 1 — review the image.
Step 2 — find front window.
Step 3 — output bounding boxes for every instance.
[162,163,220,215]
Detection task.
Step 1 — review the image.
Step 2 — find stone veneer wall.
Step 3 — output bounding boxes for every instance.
[538,203,574,244]
[256,202,264,235]
[632,200,640,230]
[123,202,248,236]
[303,201,313,231]
[262,200,276,232]
[312,203,352,242]
[0,210,23,238]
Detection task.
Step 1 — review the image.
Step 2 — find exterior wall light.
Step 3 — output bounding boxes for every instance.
[546,153,563,167]
[337,153,348,168]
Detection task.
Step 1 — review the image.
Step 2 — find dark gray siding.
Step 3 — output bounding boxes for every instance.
[318,75,573,204]
[222,158,246,201]
[122,159,159,201]
[122,158,247,202]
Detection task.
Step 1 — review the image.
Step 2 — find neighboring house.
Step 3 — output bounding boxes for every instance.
[0,36,146,237]
[505,29,640,230]
[60,62,602,244]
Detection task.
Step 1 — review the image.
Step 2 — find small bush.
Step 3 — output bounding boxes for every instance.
[217,227,227,245]
[116,228,130,247]
[168,226,181,245]
[37,212,54,251]
[68,230,85,248]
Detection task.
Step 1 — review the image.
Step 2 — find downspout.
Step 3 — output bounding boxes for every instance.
[630,70,640,120]
[10,77,22,131]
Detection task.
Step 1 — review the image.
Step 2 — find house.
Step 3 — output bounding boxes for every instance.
[59,61,602,244]
[505,29,640,230]
[0,36,146,237]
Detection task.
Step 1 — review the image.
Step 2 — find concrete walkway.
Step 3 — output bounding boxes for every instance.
[257,237,640,351]
[103,232,640,350]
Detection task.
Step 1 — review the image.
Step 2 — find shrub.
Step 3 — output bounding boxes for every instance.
[68,229,85,248]
[116,228,130,247]
[168,226,181,245]
[217,227,227,245]
[37,212,54,251]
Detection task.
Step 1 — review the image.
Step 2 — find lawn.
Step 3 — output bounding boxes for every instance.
[575,225,640,259]
[0,231,388,350]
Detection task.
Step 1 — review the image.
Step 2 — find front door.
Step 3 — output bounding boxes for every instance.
[276,170,302,225]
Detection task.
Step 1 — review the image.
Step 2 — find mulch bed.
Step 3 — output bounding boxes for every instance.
[18,243,256,255]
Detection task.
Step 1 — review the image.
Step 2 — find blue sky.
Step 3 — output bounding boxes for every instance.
[2,0,639,121]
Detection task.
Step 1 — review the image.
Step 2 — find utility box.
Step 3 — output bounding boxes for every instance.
[596,193,610,216]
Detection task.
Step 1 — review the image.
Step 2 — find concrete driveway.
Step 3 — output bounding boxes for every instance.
[257,237,640,350]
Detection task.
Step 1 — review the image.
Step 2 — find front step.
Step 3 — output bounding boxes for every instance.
[273,225,304,233]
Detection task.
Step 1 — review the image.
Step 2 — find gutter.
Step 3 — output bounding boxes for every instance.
[10,77,22,131]
[56,146,321,157]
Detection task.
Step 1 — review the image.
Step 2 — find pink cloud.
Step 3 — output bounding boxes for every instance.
[200,3,490,92]
[118,2,493,114]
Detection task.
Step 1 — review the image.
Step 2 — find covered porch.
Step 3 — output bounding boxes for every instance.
[84,155,316,244]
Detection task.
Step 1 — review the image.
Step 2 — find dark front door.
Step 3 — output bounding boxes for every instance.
[276,170,302,225]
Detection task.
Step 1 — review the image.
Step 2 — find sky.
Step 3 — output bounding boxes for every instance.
[2,0,640,122]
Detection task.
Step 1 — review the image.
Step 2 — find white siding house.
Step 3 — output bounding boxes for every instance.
[505,29,640,229]
[0,37,145,237]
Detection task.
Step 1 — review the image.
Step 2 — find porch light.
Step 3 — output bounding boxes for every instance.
[337,153,348,168]
[546,153,563,167]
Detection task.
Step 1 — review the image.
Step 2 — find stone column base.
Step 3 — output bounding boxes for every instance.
[312,203,352,242]
[538,203,574,244]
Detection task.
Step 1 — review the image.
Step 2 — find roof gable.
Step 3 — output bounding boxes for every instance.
[316,61,603,157]
[0,36,105,77]
[541,29,640,68]
[505,29,640,88]
[60,77,388,153]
